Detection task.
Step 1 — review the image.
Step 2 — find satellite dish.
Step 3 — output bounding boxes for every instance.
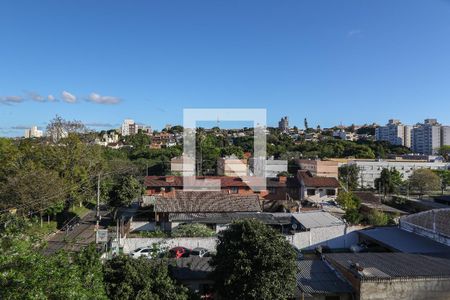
[292,223,298,230]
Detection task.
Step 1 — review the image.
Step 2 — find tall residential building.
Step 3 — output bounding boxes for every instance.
[412,119,442,155]
[121,119,149,136]
[375,119,411,147]
[24,126,43,138]
[278,116,289,133]
[121,119,135,136]
[442,126,450,147]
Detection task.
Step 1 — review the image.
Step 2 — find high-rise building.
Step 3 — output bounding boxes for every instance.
[278,116,289,133]
[24,126,43,138]
[121,119,135,136]
[375,119,411,147]
[412,119,442,155]
[442,126,450,147]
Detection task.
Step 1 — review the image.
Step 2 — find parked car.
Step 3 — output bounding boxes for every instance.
[169,247,190,258]
[129,247,153,258]
[190,247,210,257]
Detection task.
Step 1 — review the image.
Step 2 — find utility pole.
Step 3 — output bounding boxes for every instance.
[95,174,100,243]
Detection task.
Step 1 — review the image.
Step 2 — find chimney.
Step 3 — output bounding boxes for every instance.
[166,176,175,183]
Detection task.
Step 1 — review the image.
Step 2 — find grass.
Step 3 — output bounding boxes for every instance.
[69,204,90,218]
[26,220,58,237]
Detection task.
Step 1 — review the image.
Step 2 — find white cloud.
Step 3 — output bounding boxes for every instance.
[347,29,363,38]
[0,95,24,105]
[26,91,45,102]
[61,90,77,103]
[87,92,121,105]
[47,94,56,101]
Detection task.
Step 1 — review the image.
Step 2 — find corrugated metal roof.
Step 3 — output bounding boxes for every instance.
[325,253,450,281]
[296,260,353,295]
[169,212,292,225]
[292,212,344,229]
[359,227,450,254]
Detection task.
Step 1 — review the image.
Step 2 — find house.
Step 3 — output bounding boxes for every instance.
[297,170,340,204]
[217,155,248,176]
[249,157,288,178]
[148,191,262,231]
[296,159,339,178]
[144,175,301,201]
[324,252,450,300]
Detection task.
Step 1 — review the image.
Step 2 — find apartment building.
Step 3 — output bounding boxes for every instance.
[121,119,149,136]
[24,126,43,138]
[347,159,450,188]
[375,119,411,147]
[412,119,442,155]
[278,116,289,133]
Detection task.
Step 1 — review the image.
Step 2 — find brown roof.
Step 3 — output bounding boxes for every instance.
[297,170,340,188]
[353,191,381,204]
[154,191,262,213]
[145,176,300,189]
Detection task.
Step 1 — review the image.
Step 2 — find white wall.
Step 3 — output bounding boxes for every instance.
[121,237,218,254]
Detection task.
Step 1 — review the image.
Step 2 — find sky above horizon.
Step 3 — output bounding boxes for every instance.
[2,0,450,136]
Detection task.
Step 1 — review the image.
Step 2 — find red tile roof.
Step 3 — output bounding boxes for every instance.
[145,176,300,188]
[297,170,340,188]
[153,191,262,213]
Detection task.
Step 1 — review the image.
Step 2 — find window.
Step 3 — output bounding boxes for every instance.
[230,187,239,194]
[326,189,336,196]
[307,189,316,196]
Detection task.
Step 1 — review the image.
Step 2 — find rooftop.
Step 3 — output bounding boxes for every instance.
[169,212,292,225]
[401,208,450,238]
[325,252,450,281]
[297,170,340,188]
[359,226,450,254]
[296,260,353,296]
[153,191,262,213]
[292,211,344,229]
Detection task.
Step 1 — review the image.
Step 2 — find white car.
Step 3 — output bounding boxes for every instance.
[190,247,210,257]
[129,247,153,258]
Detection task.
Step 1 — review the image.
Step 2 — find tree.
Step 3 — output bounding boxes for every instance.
[338,165,359,190]
[366,209,389,226]
[211,219,297,300]
[304,118,309,130]
[108,175,143,207]
[409,169,441,197]
[438,145,450,161]
[103,255,188,300]
[46,115,88,143]
[336,191,362,224]
[434,170,450,195]
[375,168,403,196]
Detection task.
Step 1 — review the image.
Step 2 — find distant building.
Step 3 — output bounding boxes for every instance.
[170,155,196,176]
[297,170,340,203]
[412,119,442,155]
[249,157,288,178]
[121,119,149,136]
[442,126,450,148]
[24,126,43,138]
[296,159,339,178]
[333,129,357,141]
[347,159,450,188]
[217,155,248,177]
[375,119,411,147]
[278,116,289,133]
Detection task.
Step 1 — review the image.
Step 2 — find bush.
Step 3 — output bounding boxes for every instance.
[367,209,389,226]
[171,223,215,237]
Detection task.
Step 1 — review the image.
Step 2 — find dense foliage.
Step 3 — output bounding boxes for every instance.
[103,255,189,300]
[211,219,297,300]
[171,223,216,237]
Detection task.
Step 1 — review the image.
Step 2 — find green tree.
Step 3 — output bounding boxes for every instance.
[338,165,359,190]
[108,175,143,207]
[103,255,188,300]
[336,191,362,224]
[211,219,297,300]
[409,169,441,197]
[375,168,403,196]
[367,209,389,226]
[438,145,450,161]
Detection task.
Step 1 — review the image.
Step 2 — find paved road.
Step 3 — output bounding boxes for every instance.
[44,207,111,255]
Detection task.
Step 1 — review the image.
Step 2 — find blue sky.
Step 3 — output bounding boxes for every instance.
[1,0,450,136]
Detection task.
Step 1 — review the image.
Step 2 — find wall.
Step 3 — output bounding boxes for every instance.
[360,278,450,300]
[121,237,218,254]
[288,225,363,250]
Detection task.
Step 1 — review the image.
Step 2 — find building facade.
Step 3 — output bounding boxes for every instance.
[249,157,288,178]
[412,119,442,155]
[24,126,43,138]
[278,116,289,133]
[297,159,339,178]
[375,119,411,147]
[217,155,248,177]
